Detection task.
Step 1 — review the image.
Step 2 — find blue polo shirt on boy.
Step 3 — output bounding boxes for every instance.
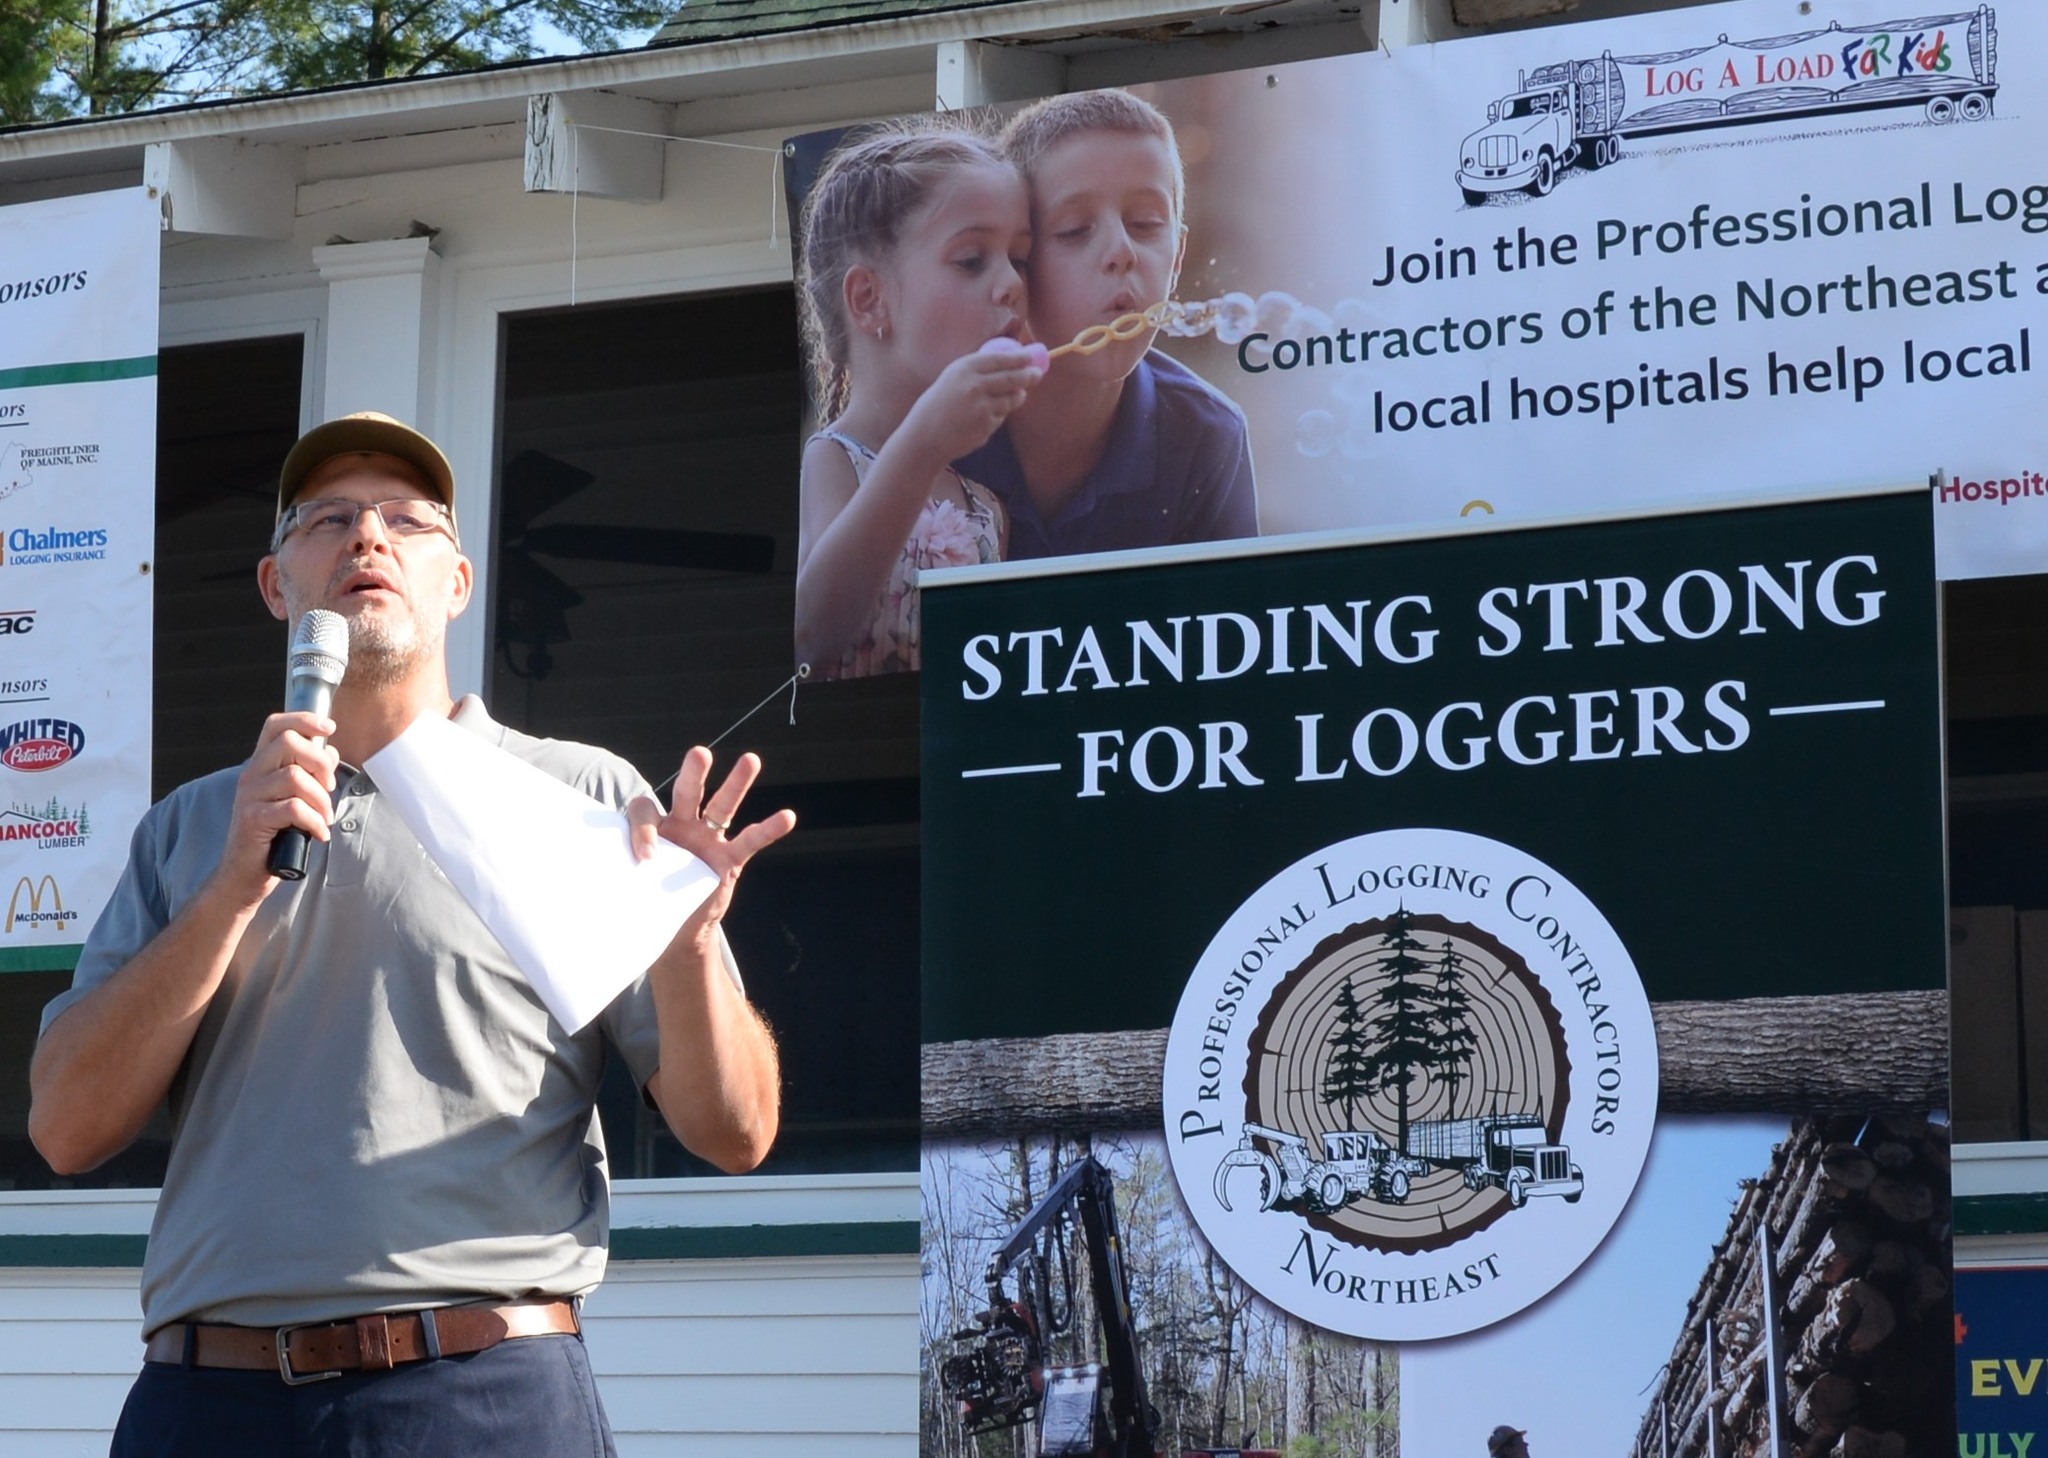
[960,350,1257,559]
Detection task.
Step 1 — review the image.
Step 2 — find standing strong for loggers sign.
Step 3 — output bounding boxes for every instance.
[921,486,1944,1343]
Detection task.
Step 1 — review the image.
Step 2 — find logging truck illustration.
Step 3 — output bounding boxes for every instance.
[1457,7,1999,202]
[1213,905,1585,1223]
[1215,1112,1583,1216]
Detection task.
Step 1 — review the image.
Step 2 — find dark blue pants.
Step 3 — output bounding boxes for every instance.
[110,1333,617,1457]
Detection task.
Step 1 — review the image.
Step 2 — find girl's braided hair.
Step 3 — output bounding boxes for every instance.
[797,120,1008,420]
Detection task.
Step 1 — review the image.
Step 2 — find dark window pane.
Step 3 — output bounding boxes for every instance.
[494,288,917,1177]
[1946,574,2048,1142]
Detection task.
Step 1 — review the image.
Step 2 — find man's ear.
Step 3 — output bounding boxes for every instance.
[256,555,290,622]
[844,263,887,339]
[445,553,475,622]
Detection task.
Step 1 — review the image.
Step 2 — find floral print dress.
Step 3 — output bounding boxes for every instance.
[812,428,1008,679]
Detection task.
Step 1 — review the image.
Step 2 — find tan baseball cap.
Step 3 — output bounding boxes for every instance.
[277,411,457,518]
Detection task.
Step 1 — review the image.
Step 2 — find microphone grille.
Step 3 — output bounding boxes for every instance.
[289,608,350,680]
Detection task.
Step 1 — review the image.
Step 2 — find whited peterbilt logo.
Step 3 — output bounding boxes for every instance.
[1163,828,1657,1341]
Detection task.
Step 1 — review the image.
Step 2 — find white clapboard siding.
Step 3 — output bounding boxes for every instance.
[586,1256,918,1443]
[0,1268,146,1442]
[0,1175,919,1453]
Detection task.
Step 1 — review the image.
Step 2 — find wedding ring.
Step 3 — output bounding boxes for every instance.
[703,815,732,833]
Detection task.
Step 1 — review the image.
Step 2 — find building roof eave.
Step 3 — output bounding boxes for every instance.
[0,0,1300,180]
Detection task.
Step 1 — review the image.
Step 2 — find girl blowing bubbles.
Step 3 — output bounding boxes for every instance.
[796,126,1050,679]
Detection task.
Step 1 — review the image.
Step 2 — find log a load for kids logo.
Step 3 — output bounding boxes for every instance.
[1163,828,1657,1341]
[1456,7,1998,203]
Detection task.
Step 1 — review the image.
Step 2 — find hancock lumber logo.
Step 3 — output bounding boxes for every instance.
[1162,827,1657,1341]
[0,798,90,849]
[5,873,74,933]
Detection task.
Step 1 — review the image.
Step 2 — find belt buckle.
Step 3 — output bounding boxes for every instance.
[276,1323,345,1385]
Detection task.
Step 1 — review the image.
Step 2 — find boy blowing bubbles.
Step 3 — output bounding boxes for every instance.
[960,90,1259,559]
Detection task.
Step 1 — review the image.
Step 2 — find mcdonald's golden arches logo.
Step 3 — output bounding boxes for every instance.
[5,874,73,933]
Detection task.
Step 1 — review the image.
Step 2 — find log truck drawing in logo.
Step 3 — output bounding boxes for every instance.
[1215,1110,1583,1215]
[1212,905,1583,1231]
[1457,7,1998,203]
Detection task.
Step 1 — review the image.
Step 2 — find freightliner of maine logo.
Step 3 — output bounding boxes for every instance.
[1162,827,1658,1341]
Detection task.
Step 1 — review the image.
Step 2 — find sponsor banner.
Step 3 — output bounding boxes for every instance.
[1957,1265,2048,1458]
[0,188,156,966]
[791,0,2048,684]
[917,490,1946,1438]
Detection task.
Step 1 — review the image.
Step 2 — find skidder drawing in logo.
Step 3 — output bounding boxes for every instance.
[1163,828,1657,1341]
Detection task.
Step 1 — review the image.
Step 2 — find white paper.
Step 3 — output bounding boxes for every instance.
[365,712,717,1034]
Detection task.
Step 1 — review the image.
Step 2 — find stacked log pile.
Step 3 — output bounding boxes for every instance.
[1627,1116,1952,1458]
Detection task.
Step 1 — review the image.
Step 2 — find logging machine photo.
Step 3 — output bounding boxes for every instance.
[940,1155,1282,1458]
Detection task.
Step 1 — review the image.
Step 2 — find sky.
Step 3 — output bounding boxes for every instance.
[1400,1114,1789,1458]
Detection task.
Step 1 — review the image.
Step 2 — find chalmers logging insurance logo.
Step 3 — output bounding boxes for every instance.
[1162,828,1657,1341]
[0,717,84,773]
[1,525,109,567]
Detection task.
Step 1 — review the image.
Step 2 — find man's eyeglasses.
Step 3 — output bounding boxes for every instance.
[273,498,457,551]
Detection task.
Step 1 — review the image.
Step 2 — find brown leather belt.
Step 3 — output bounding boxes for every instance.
[143,1298,580,1385]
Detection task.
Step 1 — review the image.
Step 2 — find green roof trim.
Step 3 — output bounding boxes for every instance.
[653,0,1019,46]
[0,1221,918,1268]
[1957,1191,2048,1238]
[0,1234,149,1267]
[611,1220,919,1259]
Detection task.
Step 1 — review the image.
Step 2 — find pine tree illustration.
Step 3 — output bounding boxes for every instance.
[1426,939,1481,1120]
[1322,977,1374,1130]
[78,803,89,834]
[1357,905,1436,1151]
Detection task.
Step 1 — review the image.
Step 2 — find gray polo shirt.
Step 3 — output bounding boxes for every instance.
[41,696,699,1333]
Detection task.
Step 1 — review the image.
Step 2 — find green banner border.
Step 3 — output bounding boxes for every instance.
[0,944,81,974]
[0,355,157,391]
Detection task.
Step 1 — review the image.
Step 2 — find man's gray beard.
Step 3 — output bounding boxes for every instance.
[342,614,434,687]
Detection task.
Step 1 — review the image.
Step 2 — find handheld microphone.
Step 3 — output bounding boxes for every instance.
[267,608,349,882]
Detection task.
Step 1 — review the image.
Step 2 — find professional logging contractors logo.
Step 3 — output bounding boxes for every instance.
[0,717,84,772]
[5,874,74,933]
[1162,828,1657,1341]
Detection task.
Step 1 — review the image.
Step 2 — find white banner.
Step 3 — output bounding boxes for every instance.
[1134,0,2036,578]
[0,189,159,967]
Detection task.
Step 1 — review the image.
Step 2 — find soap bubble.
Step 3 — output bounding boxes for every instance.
[1295,409,1339,458]
[1288,305,1333,341]
[1330,368,1374,406]
[1254,291,1300,336]
[1332,297,1373,333]
[1211,293,1258,345]
[1341,406,1375,461]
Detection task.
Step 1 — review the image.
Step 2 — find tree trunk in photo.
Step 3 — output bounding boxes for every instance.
[1286,1314,1314,1448]
[922,990,1946,1137]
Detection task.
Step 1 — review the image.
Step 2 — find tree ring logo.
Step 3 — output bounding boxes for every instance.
[1162,828,1658,1341]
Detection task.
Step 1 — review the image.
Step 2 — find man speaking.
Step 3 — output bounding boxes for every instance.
[28,412,791,1454]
